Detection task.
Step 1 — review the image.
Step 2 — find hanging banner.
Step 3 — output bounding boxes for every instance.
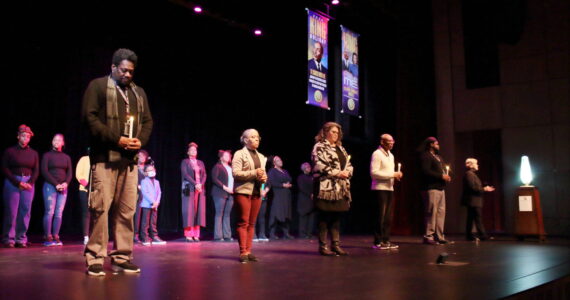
[341,26,360,116]
[306,9,329,110]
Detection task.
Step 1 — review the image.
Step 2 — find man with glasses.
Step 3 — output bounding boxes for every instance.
[82,48,153,276]
[370,134,403,250]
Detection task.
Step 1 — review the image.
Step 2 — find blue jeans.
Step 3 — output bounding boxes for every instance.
[43,183,68,237]
[213,195,233,239]
[2,176,34,244]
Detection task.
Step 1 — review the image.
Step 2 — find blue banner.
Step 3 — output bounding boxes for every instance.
[307,10,329,110]
[341,26,360,116]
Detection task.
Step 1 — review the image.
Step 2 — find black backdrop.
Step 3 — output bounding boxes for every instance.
[1,0,436,238]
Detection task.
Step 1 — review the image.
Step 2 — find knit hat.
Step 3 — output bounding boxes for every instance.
[17,124,34,137]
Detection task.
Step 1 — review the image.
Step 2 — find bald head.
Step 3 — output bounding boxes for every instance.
[380,134,395,151]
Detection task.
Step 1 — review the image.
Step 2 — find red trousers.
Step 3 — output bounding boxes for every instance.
[234,194,261,255]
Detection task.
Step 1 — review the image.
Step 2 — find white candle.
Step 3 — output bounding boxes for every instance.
[445,165,450,175]
[397,163,402,172]
[128,116,134,138]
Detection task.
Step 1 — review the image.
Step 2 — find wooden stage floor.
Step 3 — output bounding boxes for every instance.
[0,235,569,300]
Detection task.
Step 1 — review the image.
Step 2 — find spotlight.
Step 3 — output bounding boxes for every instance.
[436,252,448,264]
[253,29,262,36]
[331,0,340,5]
[194,6,203,13]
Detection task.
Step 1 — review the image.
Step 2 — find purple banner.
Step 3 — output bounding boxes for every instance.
[341,26,360,116]
[307,10,329,110]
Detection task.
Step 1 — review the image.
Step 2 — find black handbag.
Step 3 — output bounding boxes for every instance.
[182,182,190,196]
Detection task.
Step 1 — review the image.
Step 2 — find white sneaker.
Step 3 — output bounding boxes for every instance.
[151,237,167,245]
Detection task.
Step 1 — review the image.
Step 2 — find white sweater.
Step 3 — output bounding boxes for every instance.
[370,148,395,191]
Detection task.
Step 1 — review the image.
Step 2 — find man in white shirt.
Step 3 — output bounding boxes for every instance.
[370,134,403,249]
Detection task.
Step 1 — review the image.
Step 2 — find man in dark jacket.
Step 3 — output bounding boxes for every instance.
[419,137,451,245]
[462,158,494,241]
[82,48,153,276]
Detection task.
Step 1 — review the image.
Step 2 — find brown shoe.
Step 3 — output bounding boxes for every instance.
[331,242,348,256]
[247,254,259,262]
[319,244,337,256]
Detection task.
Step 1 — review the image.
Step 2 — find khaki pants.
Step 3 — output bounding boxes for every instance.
[84,162,138,266]
[423,189,446,241]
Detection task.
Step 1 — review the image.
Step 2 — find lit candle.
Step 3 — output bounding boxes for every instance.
[445,165,450,175]
[128,116,134,138]
[397,163,402,173]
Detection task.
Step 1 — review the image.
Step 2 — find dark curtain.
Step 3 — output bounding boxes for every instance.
[1,0,436,238]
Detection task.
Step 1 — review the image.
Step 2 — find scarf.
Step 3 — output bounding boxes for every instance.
[105,76,145,162]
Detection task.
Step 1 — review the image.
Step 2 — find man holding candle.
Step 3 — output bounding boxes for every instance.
[82,48,153,276]
[418,137,451,245]
[370,134,403,250]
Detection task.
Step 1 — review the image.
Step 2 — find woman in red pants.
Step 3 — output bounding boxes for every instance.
[232,129,267,263]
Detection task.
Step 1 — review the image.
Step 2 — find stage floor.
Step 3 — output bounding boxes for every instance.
[0,235,569,300]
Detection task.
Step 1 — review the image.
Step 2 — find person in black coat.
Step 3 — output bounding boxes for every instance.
[418,137,452,245]
[267,156,294,239]
[211,150,234,242]
[297,162,315,239]
[462,158,495,241]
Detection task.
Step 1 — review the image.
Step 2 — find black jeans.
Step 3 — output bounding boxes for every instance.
[298,211,316,237]
[269,219,290,238]
[373,190,394,244]
[139,208,158,242]
[466,206,487,239]
[254,201,268,239]
[133,198,142,238]
[79,190,90,237]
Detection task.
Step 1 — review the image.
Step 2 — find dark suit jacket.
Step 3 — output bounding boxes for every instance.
[211,162,231,199]
[308,58,328,74]
[462,169,484,207]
